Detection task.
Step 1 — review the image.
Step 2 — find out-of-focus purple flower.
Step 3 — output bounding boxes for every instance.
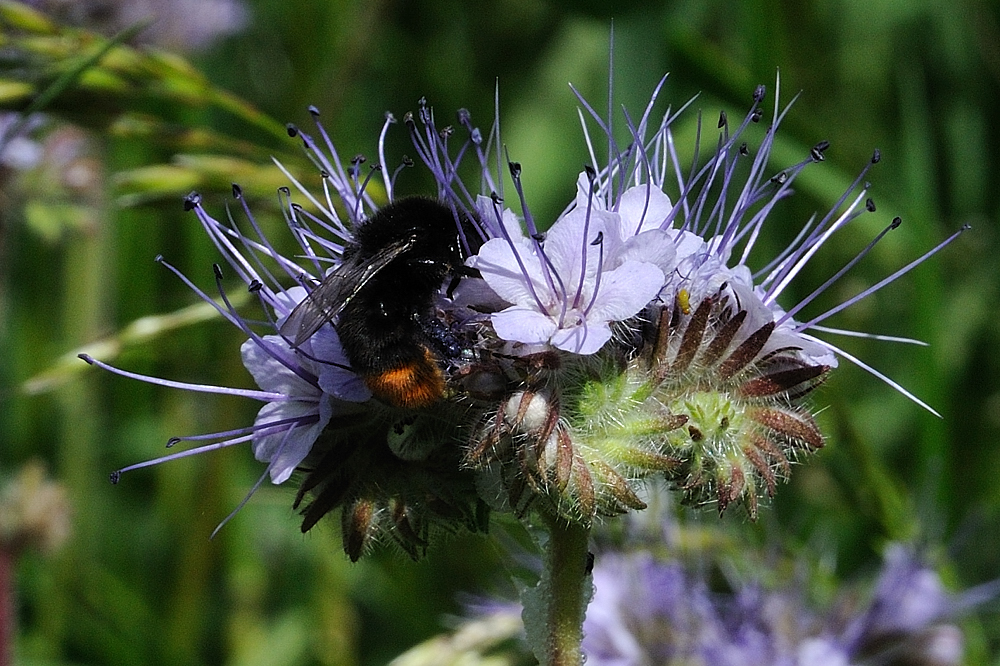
[24,0,248,51]
[581,544,987,666]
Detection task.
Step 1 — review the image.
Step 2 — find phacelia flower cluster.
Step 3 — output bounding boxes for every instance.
[84,74,963,558]
[581,543,989,666]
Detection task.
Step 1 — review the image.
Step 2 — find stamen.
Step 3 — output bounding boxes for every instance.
[353,163,382,221]
[582,231,606,317]
[210,466,273,539]
[80,353,287,400]
[777,216,902,326]
[808,325,927,346]
[795,224,970,331]
[507,155,538,237]
[210,265,321,388]
[487,193,549,314]
[573,166,599,310]
[803,333,941,417]
[378,112,396,200]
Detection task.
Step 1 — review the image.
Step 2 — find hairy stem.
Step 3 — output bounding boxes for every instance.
[540,512,591,666]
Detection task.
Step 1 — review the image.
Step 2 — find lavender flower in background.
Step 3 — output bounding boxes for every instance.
[581,543,993,666]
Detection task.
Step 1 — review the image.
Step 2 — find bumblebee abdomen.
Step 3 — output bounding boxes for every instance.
[363,347,445,409]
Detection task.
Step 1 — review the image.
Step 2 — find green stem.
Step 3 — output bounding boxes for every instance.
[540,512,591,666]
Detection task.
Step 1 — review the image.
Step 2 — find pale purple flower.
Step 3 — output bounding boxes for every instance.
[581,544,990,666]
[80,108,418,521]
[81,66,967,535]
[405,73,966,416]
[470,180,668,354]
[549,74,962,408]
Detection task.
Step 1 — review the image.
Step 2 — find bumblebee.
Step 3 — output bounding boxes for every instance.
[280,197,474,409]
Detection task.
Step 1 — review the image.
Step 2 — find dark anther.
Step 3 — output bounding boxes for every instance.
[751,108,763,123]
[890,216,902,229]
[78,353,94,364]
[248,279,263,293]
[871,149,881,164]
[308,105,320,116]
[866,198,876,212]
[753,84,766,103]
[531,232,546,243]
[290,203,303,212]
[231,183,243,199]
[278,186,290,196]
[718,109,727,129]
[154,254,164,263]
[403,111,415,125]
[166,437,181,448]
[457,108,471,124]
[351,154,366,165]
[509,161,522,178]
[286,123,299,137]
[739,142,749,156]
[591,231,604,246]
[213,264,224,280]
[491,191,503,204]
[319,169,330,179]
[440,125,454,139]
[109,470,121,485]
[720,416,729,430]
[770,171,788,185]
[810,140,830,162]
[584,164,597,181]
[688,425,704,441]
[401,155,414,167]
[183,191,201,211]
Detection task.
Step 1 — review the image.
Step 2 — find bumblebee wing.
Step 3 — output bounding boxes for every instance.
[280,236,416,347]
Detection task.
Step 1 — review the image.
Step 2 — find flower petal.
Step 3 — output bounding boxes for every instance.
[241,336,317,398]
[251,399,327,484]
[491,306,559,345]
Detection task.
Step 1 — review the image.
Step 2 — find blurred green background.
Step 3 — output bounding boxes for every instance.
[1,0,999,663]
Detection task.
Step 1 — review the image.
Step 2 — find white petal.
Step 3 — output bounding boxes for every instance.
[311,327,372,402]
[587,261,665,322]
[544,206,617,285]
[613,229,677,274]
[617,184,673,237]
[491,306,558,345]
[241,336,317,398]
[273,285,308,320]
[476,195,524,239]
[472,237,533,302]
[551,320,612,355]
[251,400,326,484]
